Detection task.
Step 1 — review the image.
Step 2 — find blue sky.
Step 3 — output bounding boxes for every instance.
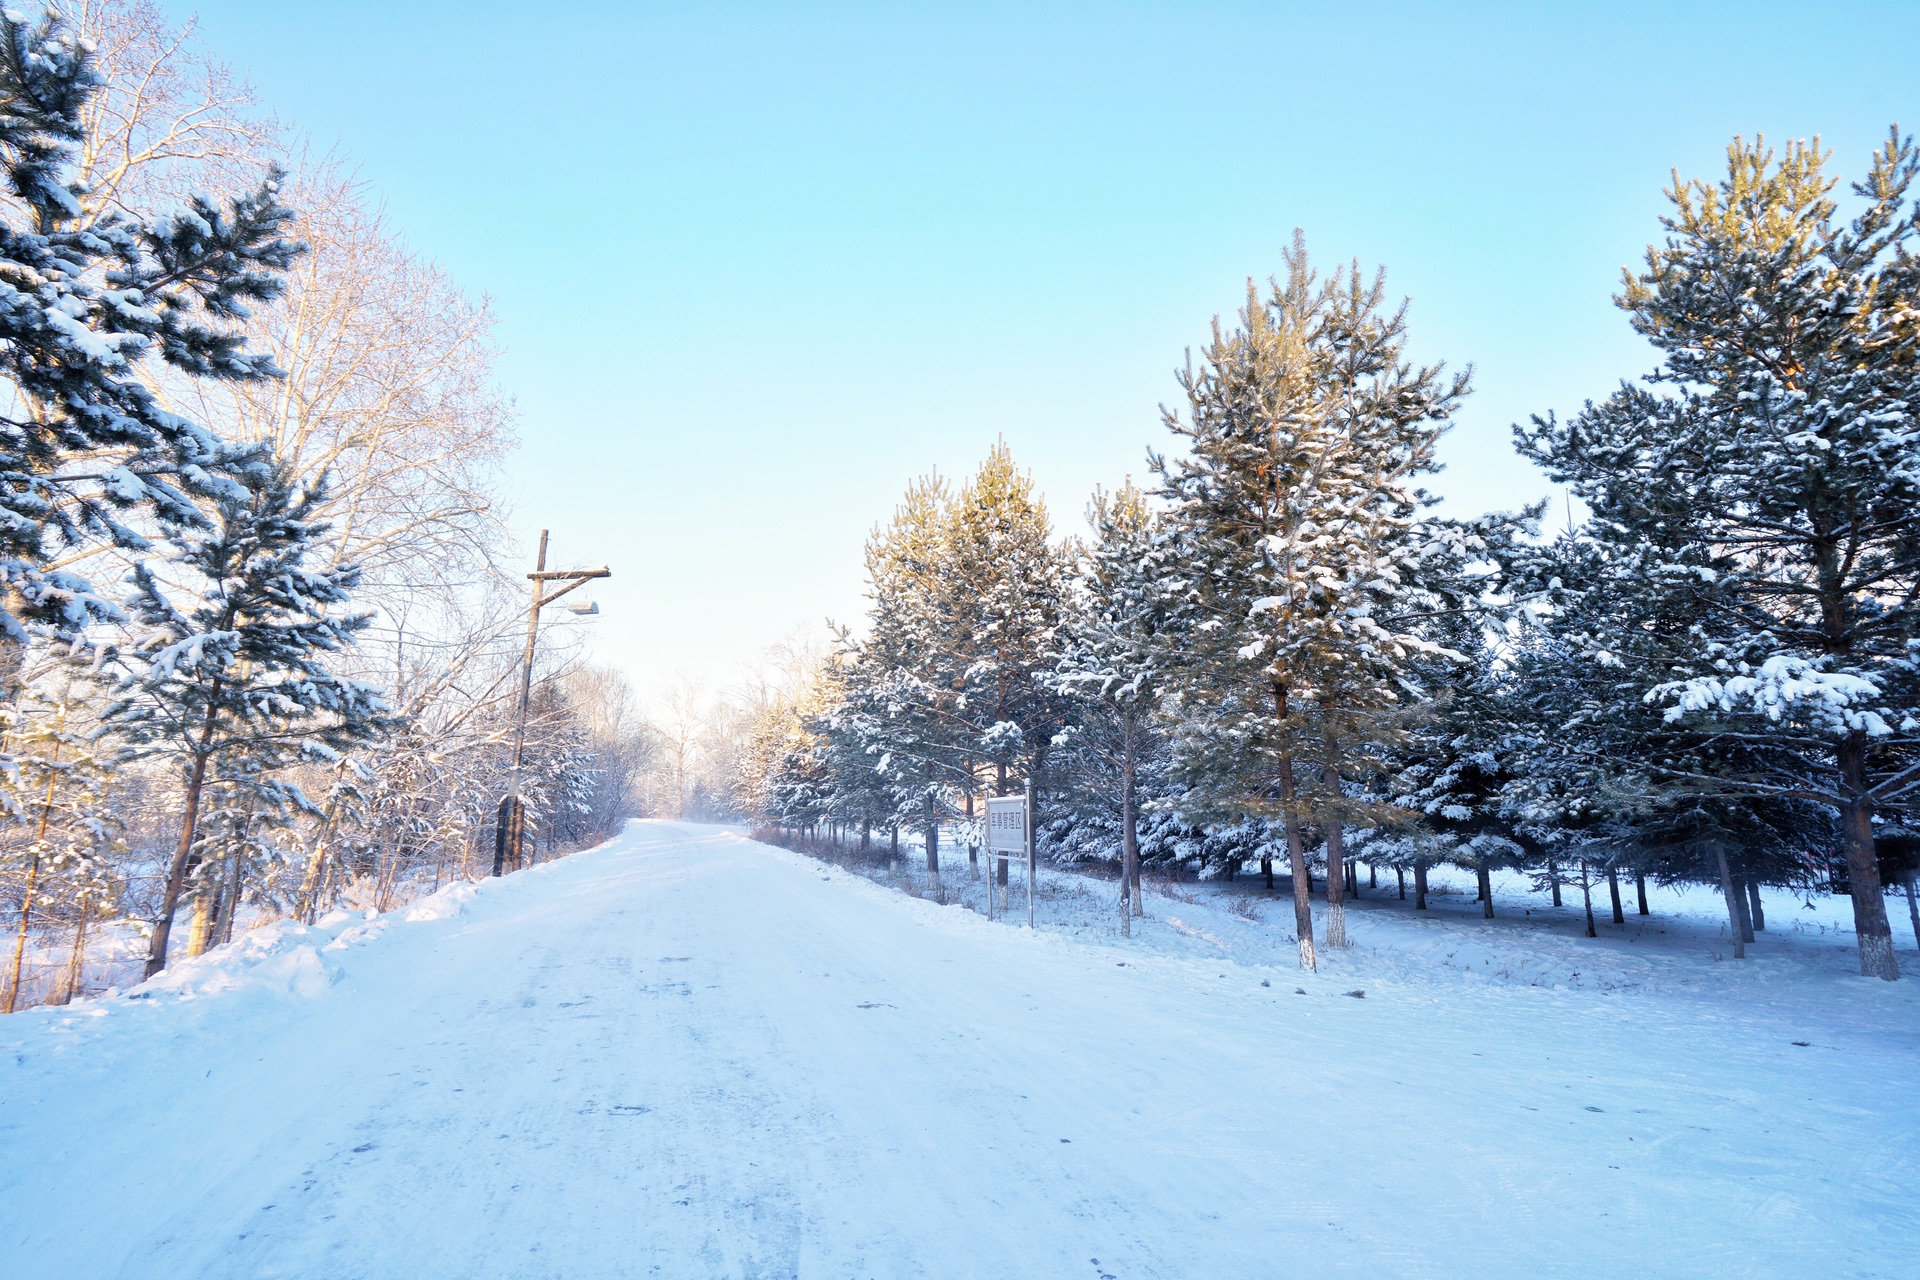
[185,1,1918,695]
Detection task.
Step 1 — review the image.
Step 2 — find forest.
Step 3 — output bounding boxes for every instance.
[737,141,1920,983]
[0,3,744,1011]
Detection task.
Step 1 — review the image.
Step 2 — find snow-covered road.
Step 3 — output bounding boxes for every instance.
[5,823,1915,1278]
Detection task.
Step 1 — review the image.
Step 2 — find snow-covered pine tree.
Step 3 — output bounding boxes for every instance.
[1516,130,1920,980]
[1503,531,1832,950]
[804,663,896,845]
[1153,234,1500,967]
[834,473,972,900]
[0,9,298,663]
[1054,481,1169,933]
[759,701,836,837]
[947,442,1069,885]
[1358,621,1530,917]
[180,750,305,955]
[99,459,388,975]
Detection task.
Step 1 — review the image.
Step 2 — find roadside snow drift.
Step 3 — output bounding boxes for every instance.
[3,822,1916,1278]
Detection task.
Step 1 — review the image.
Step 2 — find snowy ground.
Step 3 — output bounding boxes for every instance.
[4,822,1916,1278]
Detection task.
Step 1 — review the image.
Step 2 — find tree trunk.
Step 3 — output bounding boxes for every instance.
[1261,856,1273,890]
[1714,847,1746,961]
[1546,856,1562,907]
[186,889,216,959]
[1836,735,1898,979]
[1476,865,1494,919]
[63,903,88,1004]
[1745,876,1765,932]
[1322,750,1347,949]
[1636,871,1650,916]
[1120,732,1140,934]
[217,851,244,947]
[922,788,942,903]
[1396,866,1405,900]
[1270,685,1315,969]
[6,738,63,1013]
[1905,872,1920,953]
[1607,866,1624,925]
[1732,872,1755,944]
[1368,863,1377,890]
[1274,782,1320,971]
[1580,863,1596,938]
[1129,830,1143,917]
[1414,861,1428,910]
[4,848,40,1014]
[965,785,978,880]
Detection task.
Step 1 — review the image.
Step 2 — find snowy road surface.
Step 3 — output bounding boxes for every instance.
[5,822,1917,1278]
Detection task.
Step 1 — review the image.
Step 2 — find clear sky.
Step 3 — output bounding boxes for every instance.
[182,0,1917,698]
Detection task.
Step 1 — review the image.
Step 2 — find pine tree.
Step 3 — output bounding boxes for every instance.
[1517,130,1920,980]
[0,10,298,663]
[947,441,1069,886]
[1358,624,1531,917]
[181,749,304,955]
[835,474,971,900]
[1152,234,1511,967]
[99,459,388,976]
[1503,534,1833,950]
[1054,481,1169,933]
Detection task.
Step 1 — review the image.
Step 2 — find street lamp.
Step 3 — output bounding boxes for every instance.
[491,529,611,876]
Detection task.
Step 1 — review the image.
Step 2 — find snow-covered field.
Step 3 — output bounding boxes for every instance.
[4,822,1916,1278]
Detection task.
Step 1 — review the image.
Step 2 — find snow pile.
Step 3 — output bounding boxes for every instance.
[128,880,482,1005]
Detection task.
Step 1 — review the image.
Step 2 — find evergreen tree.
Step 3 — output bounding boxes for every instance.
[834,474,971,899]
[947,441,1069,885]
[1504,534,1831,948]
[1517,130,1920,980]
[1358,624,1531,916]
[1152,234,1513,967]
[1054,481,1169,933]
[0,10,298,662]
[99,459,388,975]
[179,749,304,956]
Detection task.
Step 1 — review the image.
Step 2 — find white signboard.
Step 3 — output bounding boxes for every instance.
[985,794,1028,855]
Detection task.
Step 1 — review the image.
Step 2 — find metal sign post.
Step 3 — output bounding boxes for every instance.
[1025,777,1035,929]
[986,789,1033,927]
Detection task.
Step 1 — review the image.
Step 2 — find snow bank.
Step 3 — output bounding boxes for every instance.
[125,880,483,1005]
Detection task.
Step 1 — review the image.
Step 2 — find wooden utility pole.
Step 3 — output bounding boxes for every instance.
[492,530,610,877]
